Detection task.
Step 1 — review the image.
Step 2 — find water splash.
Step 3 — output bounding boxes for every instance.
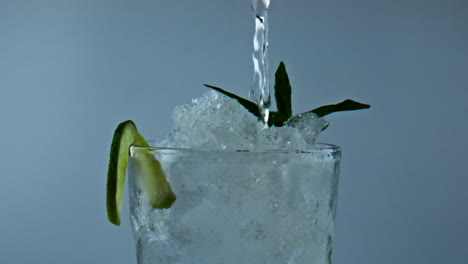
[250,0,271,124]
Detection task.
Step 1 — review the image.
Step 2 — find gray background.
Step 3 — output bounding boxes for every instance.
[1,0,467,263]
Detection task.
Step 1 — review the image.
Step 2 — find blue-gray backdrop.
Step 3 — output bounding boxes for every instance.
[1,0,467,263]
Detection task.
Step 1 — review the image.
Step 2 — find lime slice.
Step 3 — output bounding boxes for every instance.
[106,120,176,226]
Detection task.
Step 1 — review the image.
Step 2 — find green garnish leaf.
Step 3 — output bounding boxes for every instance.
[268,111,288,127]
[309,99,371,117]
[205,62,370,127]
[274,61,292,119]
[204,84,259,117]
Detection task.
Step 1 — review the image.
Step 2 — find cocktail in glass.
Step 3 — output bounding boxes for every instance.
[128,144,341,264]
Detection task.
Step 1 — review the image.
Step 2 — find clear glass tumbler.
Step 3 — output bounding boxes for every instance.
[128,144,341,264]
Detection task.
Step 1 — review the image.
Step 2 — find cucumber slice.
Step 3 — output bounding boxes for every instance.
[131,146,177,209]
[106,120,176,226]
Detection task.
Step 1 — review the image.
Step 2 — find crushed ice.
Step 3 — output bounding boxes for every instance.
[159,91,329,150]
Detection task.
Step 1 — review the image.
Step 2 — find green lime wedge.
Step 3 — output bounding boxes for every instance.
[106,120,176,226]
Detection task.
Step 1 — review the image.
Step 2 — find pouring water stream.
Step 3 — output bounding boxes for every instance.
[250,0,271,124]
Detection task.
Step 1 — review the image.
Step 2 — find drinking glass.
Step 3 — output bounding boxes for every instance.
[128,144,341,264]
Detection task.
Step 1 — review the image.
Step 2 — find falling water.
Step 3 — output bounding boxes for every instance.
[250,0,271,124]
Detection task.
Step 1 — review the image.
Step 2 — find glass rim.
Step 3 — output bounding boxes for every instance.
[130,142,341,154]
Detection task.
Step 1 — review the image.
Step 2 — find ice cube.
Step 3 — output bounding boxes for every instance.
[161,92,329,150]
[161,91,257,149]
[284,112,329,145]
